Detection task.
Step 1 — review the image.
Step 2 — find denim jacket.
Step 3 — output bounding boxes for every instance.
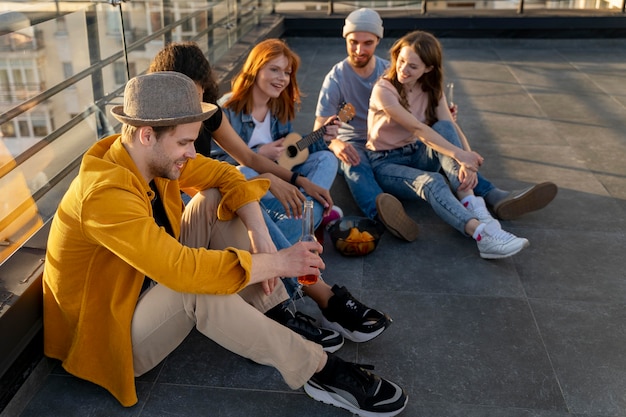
[215,105,291,164]
[215,93,328,164]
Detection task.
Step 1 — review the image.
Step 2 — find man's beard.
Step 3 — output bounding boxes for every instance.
[349,53,372,68]
[150,157,184,181]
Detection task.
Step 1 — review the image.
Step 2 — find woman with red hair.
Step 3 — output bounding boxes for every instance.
[219,39,338,250]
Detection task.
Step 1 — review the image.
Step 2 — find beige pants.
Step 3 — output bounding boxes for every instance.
[131,189,323,389]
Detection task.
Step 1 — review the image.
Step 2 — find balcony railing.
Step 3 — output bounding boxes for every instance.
[0,0,274,267]
[274,0,626,13]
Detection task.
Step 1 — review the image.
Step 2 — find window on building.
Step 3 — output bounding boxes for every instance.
[32,117,48,137]
[18,120,30,137]
[62,62,73,79]
[1,122,16,138]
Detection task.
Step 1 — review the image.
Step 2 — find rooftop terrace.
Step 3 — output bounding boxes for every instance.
[3,17,626,417]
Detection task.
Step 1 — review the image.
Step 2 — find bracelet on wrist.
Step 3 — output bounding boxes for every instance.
[290,172,301,185]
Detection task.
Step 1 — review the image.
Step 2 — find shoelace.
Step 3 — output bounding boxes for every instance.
[464,200,491,221]
[485,225,515,242]
[342,294,370,318]
[336,292,385,327]
[291,311,322,335]
[339,361,378,392]
[472,205,492,221]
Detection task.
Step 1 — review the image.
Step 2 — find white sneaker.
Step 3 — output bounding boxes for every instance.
[476,221,529,259]
[463,195,495,223]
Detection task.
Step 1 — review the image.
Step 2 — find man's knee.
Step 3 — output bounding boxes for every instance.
[181,188,249,250]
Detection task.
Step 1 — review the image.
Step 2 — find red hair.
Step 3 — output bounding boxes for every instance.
[223,39,301,124]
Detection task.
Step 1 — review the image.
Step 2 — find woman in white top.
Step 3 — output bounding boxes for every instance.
[366,30,528,259]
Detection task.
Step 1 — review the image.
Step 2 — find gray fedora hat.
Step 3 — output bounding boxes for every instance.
[111,71,217,127]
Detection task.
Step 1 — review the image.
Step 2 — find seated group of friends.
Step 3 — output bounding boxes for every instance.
[42,8,557,417]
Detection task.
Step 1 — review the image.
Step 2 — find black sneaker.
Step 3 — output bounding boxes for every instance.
[320,285,391,343]
[266,302,344,353]
[305,354,408,417]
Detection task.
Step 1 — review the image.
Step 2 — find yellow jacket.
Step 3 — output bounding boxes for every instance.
[43,134,269,407]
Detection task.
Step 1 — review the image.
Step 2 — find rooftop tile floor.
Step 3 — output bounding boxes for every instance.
[6,35,626,417]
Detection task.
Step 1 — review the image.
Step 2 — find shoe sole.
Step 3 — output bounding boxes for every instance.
[304,381,408,417]
[294,329,344,354]
[493,182,558,220]
[376,194,419,242]
[322,338,344,353]
[480,238,530,260]
[320,316,389,343]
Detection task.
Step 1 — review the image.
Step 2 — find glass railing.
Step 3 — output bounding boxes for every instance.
[274,0,625,13]
[0,0,274,266]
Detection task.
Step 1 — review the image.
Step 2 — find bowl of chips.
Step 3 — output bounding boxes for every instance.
[327,216,385,257]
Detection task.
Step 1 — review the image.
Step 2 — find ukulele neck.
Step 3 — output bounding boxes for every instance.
[297,126,327,151]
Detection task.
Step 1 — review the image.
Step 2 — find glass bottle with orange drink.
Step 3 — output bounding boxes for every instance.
[297,200,318,286]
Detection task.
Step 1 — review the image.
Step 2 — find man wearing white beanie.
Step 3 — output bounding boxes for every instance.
[314,8,421,242]
[314,8,557,240]
[341,7,384,38]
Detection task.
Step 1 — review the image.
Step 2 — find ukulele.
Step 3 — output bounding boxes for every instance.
[277,103,355,170]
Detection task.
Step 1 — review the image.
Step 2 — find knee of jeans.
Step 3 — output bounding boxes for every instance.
[432,121,462,146]
[316,150,339,171]
[433,120,454,132]
[420,171,449,192]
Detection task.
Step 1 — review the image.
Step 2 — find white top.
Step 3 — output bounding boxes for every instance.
[247,111,272,149]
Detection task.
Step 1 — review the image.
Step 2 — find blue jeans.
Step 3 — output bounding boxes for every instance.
[260,210,301,296]
[339,140,383,219]
[239,151,338,296]
[240,150,337,244]
[367,121,474,235]
[474,172,495,199]
[430,122,495,198]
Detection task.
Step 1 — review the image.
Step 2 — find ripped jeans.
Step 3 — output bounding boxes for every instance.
[366,121,474,234]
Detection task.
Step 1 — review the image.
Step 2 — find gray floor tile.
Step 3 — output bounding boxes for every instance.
[518,229,626,303]
[362,225,527,297]
[18,374,150,417]
[156,329,288,391]
[531,299,626,416]
[139,383,347,417]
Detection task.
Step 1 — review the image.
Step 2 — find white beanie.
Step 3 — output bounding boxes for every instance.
[342,8,384,39]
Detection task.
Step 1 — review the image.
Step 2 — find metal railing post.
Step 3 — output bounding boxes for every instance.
[109,0,130,80]
[518,0,525,14]
[328,0,334,15]
[421,0,428,14]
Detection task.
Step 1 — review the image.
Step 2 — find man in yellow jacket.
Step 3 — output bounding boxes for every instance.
[42,71,408,417]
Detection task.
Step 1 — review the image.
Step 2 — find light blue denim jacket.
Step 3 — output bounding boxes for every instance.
[214,93,328,164]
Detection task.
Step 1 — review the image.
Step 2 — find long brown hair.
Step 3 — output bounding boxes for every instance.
[386,31,443,126]
[223,38,301,124]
